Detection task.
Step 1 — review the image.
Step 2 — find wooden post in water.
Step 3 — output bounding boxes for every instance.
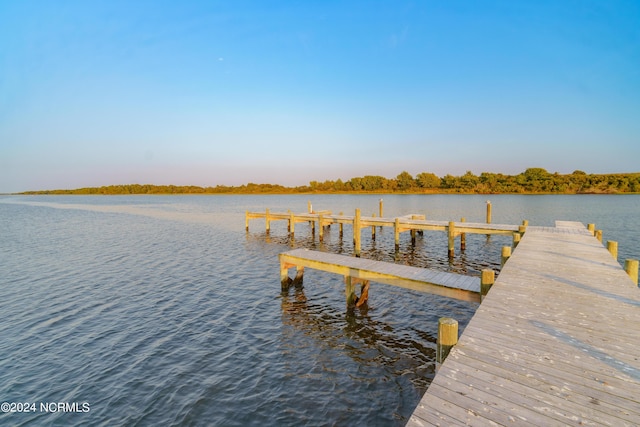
[394,218,400,251]
[339,212,343,238]
[379,199,384,218]
[436,317,458,370]
[293,266,304,285]
[318,213,324,242]
[265,208,271,233]
[354,209,361,257]
[345,276,357,306]
[486,201,492,224]
[587,223,595,235]
[245,211,249,231]
[624,259,639,286]
[607,241,618,260]
[481,269,495,301]
[595,230,603,243]
[460,217,466,251]
[371,213,376,241]
[289,212,295,235]
[280,261,292,290]
[501,246,511,268]
[448,221,455,258]
[308,200,312,213]
[522,220,529,227]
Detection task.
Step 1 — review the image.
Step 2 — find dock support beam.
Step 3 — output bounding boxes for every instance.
[436,317,458,370]
[624,259,639,286]
[481,269,495,301]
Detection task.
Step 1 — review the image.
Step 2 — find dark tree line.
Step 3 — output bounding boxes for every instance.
[20,169,640,195]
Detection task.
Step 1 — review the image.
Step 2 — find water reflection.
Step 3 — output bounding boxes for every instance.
[279,286,437,390]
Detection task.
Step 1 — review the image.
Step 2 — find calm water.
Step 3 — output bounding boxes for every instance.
[1,194,638,426]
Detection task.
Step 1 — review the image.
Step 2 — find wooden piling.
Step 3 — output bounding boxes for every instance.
[379,199,384,218]
[318,213,324,241]
[245,211,249,231]
[522,220,529,227]
[394,218,400,251]
[501,246,511,268]
[280,262,292,290]
[448,221,455,258]
[481,269,495,301]
[595,230,603,242]
[513,232,521,248]
[354,209,361,257]
[308,200,312,213]
[339,212,344,237]
[486,201,492,224]
[460,217,466,251]
[289,212,295,235]
[345,276,357,306]
[624,259,639,286]
[607,241,618,260]
[587,223,595,235]
[436,317,458,370]
[370,213,375,241]
[265,208,271,233]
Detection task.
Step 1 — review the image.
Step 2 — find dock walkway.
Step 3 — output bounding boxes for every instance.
[407,222,640,426]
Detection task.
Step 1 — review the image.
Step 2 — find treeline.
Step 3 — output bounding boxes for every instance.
[20,168,640,195]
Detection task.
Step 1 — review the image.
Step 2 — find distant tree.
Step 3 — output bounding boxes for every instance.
[396,171,415,190]
[416,172,440,189]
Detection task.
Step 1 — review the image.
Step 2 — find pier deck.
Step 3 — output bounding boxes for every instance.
[280,248,481,303]
[407,222,640,426]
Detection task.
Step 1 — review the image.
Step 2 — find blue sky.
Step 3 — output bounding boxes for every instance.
[1,0,639,192]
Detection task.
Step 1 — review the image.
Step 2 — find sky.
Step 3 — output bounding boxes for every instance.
[1,0,639,193]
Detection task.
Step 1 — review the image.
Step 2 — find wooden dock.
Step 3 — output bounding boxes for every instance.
[279,248,483,304]
[407,222,640,426]
[247,207,522,257]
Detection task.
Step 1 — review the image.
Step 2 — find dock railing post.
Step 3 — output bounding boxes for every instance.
[501,246,511,268]
[354,209,361,257]
[607,241,618,260]
[436,317,458,370]
[624,259,639,286]
[587,223,595,235]
[595,230,603,243]
[481,269,495,301]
